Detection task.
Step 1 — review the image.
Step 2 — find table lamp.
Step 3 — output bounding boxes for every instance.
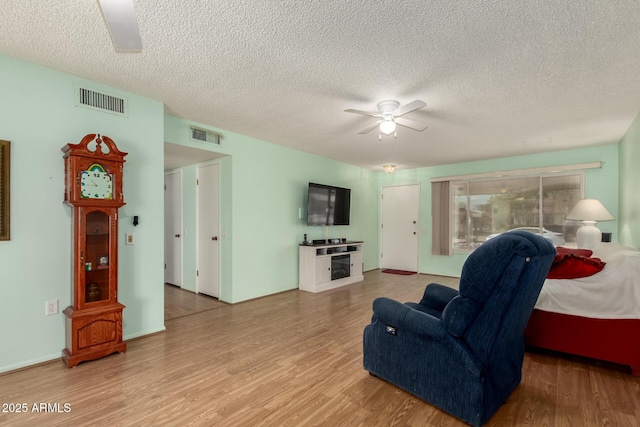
[566,199,614,249]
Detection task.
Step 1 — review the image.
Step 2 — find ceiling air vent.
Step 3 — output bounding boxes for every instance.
[75,86,128,117]
[190,126,222,145]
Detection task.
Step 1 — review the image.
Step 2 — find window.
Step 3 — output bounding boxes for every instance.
[451,173,583,251]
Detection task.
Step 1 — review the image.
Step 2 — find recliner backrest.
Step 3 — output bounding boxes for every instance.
[441,231,556,363]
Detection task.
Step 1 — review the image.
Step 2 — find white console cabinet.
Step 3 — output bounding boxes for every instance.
[299,241,364,292]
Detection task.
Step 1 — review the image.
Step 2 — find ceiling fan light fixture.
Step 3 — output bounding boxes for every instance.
[379,119,396,135]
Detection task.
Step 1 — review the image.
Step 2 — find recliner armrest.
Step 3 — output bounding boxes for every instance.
[372,297,447,339]
[418,283,459,312]
[370,297,483,375]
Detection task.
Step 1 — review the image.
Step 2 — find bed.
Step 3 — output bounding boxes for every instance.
[524,242,640,376]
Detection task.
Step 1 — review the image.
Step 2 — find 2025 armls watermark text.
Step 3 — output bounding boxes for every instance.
[2,403,71,413]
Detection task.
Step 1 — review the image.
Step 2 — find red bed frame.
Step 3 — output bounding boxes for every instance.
[525,309,640,376]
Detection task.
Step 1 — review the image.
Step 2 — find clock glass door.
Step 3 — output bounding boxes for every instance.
[84,211,110,304]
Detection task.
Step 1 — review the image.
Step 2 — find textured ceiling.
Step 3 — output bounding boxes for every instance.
[2,1,640,171]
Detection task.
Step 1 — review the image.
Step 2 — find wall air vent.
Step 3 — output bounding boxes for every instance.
[75,86,128,117]
[190,126,222,145]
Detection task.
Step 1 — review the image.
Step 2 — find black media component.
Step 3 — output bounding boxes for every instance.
[331,254,350,280]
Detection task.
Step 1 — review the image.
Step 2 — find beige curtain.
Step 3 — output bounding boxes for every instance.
[431,181,451,256]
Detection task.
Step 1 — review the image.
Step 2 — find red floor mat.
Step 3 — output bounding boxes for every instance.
[382,269,417,275]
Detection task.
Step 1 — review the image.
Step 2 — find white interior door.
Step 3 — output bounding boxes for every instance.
[381,184,419,271]
[197,162,220,298]
[164,171,182,286]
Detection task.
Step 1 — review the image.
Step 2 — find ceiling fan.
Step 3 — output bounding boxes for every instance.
[344,100,428,137]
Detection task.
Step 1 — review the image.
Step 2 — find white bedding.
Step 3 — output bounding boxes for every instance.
[534,243,640,319]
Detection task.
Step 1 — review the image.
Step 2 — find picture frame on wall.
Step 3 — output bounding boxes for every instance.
[0,140,10,241]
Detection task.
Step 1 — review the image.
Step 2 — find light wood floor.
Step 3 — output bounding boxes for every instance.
[164,283,228,321]
[1,270,639,426]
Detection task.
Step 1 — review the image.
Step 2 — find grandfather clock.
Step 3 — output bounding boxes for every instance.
[61,134,127,368]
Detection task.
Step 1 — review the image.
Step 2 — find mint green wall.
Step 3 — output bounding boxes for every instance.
[0,55,165,373]
[618,111,640,249]
[164,116,378,303]
[377,144,620,277]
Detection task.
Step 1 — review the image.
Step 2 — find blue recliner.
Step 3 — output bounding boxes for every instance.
[363,230,556,426]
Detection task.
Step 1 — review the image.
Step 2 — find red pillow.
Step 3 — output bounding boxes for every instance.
[547,253,606,279]
[555,247,593,257]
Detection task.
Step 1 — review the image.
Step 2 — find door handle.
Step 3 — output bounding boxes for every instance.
[212,236,218,241]
[175,234,181,238]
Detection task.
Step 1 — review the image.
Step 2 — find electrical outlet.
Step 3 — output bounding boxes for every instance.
[126,233,134,245]
[46,299,59,316]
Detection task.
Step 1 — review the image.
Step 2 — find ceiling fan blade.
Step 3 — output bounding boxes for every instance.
[98,0,143,52]
[394,100,427,117]
[344,108,381,118]
[395,117,428,132]
[358,120,383,134]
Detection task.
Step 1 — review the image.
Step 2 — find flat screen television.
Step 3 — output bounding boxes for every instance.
[307,182,351,226]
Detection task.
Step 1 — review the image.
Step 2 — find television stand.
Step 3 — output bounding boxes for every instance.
[298,241,364,293]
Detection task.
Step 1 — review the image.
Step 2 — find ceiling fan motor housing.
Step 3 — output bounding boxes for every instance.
[377,100,400,116]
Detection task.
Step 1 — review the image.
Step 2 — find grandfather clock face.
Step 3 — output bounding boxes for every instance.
[80,163,113,199]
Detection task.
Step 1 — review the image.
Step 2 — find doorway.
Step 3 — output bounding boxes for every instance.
[381,184,420,272]
[163,142,226,320]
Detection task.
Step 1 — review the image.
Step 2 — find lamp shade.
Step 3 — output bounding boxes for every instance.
[566,199,614,221]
